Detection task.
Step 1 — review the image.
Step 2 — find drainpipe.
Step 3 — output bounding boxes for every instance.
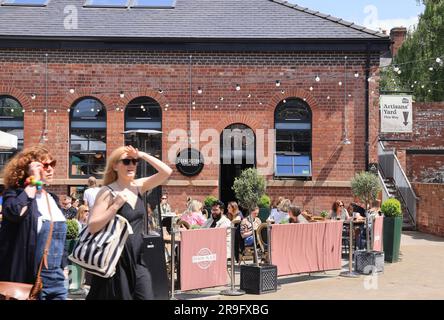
[365,45,370,171]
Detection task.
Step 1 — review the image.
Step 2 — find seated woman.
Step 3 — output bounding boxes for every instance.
[289,206,308,224]
[227,201,243,223]
[329,200,351,221]
[266,198,290,224]
[240,206,262,246]
[180,200,206,227]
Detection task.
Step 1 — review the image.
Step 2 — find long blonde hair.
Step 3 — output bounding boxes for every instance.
[103,146,127,186]
[76,205,89,223]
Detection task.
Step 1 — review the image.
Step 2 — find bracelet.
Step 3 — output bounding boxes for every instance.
[24,176,43,190]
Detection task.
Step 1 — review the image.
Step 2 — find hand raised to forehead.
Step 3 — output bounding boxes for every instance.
[124,145,139,158]
[28,161,43,180]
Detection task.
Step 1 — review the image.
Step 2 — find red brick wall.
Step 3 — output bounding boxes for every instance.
[0,48,381,210]
[408,154,444,183]
[413,183,444,237]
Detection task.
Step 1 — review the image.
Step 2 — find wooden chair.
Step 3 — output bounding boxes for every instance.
[176,219,191,230]
[256,223,269,264]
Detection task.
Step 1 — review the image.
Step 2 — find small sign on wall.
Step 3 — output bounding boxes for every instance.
[380,95,413,133]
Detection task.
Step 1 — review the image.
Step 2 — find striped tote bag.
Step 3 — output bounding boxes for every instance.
[68,214,133,278]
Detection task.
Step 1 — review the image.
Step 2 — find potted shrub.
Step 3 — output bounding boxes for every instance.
[64,219,83,292]
[320,210,329,220]
[381,198,402,263]
[258,194,271,222]
[233,168,277,295]
[351,171,381,211]
[203,195,217,216]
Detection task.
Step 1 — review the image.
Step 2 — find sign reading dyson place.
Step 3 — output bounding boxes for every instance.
[380,95,413,133]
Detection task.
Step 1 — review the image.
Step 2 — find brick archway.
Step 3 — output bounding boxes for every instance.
[268,88,319,113]
[214,114,261,133]
[0,86,32,110]
[61,90,113,111]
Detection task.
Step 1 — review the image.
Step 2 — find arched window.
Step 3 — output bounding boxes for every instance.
[124,97,162,175]
[0,95,23,172]
[69,97,106,178]
[274,98,312,178]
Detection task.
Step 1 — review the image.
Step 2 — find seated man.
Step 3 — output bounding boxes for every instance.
[203,200,231,259]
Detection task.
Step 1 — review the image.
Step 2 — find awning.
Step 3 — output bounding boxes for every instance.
[0,130,18,150]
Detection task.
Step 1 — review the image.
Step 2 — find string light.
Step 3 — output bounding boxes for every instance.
[247,94,251,98]
[327,96,330,100]
[54,110,57,113]
[215,105,218,109]
[275,80,281,87]
[31,94,36,100]
[119,91,124,98]
[220,97,224,101]
[238,104,241,107]
[197,87,202,94]
[69,89,75,94]
[429,67,434,71]
[235,84,241,91]
[116,107,120,111]
[354,72,359,78]
[315,76,320,82]
[309,87,313,91]
[166,104,169,108]
[283,99,286,103]
[32,109,35,113]
[192,101,196,105]
[338,82,342,86]
[67,109,70,112]
[43,109,47,113]
[281,90,285,94]
[158,89,163,94]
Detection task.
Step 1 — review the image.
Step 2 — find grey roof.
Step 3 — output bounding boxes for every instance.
[0,0,389,40]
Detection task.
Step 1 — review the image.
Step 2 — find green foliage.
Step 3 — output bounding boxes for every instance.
[66,219,79,240]
[203,195,217,208]
[351,172,382,210]
[258,194,271,208]
[320,211,329,218]
[381,199,403,217]
[232,168,266,212]
[381,0,444,102]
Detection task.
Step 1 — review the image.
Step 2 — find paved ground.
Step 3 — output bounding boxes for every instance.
[69,231,444,300]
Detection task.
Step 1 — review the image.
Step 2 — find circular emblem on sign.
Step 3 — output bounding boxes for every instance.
[192,248,217,270]
[176,148,204,177]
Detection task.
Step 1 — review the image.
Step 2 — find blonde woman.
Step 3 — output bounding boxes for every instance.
[75,205,89,231]
[267,198,290,224]
[180,200,206,227]
[86,145,172,300]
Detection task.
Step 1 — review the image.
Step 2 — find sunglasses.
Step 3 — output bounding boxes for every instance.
[161,197,167,200]
[120,158,139,166]
[42,160,57,170]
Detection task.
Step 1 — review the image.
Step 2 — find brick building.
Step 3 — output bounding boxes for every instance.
[0,0,390,213]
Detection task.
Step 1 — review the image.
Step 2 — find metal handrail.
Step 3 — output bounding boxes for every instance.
[378,170,391,202]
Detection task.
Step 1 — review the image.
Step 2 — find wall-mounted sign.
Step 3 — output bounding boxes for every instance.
[176,148,204,177]
[380,95,413,133]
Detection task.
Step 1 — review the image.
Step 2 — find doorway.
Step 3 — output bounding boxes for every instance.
[219,124,256,210]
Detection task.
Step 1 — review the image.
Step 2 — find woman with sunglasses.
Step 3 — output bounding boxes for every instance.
[86,145,172,300]
[329,200,351,221]
[0,145,69,300]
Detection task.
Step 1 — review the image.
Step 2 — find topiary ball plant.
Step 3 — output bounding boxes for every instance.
[66,219,80,240]
[258,194,271,209]
[204,195,218,208]
[320,210,329,219]
[381,199,402,218]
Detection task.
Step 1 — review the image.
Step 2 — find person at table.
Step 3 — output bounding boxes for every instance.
[227,201,243,223]
[266,198,290,224]
[289,206,308,224]
[329,200,351,220]
[203,200,231,259]
[160,194,171,215]
[180,200,206,227]
[351,201,366,219]
[301,208,313,222]
[240,206,261,246]
[267,196,283,222]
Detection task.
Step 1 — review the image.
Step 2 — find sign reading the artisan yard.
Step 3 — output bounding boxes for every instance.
[176,148,204,177]
[380,95,413,133]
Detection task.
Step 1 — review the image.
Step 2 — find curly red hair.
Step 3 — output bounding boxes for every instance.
[1,145,53,189]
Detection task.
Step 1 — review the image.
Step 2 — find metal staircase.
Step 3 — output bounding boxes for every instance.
[378,142,417,231]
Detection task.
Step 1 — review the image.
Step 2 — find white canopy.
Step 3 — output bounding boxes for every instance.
[0,130,18,150]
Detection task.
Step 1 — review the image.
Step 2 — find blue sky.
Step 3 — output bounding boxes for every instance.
[287,0,425,32]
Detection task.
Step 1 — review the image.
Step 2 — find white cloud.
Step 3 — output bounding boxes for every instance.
[363,5,419,33]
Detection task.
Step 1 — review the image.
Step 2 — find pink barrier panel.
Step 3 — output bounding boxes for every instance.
[180,228,228,291]
[372,216,384,252]
[270,221,343,276]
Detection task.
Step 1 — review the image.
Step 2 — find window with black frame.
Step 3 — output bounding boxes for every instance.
[0,95,24,172]
[69,97,106,178]
[274,98,312,178]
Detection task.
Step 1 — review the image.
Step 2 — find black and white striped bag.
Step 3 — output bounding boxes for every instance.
[68,214,133,278]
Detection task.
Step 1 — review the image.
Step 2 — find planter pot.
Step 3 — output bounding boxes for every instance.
[383,216,402,263]
[65,239,78,255]
[258,208,270,222]
[240,264,277,295]
[354,250,384,274]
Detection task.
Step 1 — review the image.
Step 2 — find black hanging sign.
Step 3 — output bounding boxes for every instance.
[176,148,204,177]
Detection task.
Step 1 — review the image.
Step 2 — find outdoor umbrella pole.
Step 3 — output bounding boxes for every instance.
[170,219,177,300]
[250,214,259,266]
[340,219,360,278]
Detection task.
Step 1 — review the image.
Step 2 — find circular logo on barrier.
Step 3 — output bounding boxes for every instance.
[176,148,204,177]
[192,248,217,270]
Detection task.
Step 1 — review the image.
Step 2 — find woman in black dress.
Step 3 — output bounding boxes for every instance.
[86,145,172,300]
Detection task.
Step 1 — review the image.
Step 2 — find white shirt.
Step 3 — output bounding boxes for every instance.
[203,214,231,259]
[36,193,66,233]
[83,187,100,209]
[267,209,289,224]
